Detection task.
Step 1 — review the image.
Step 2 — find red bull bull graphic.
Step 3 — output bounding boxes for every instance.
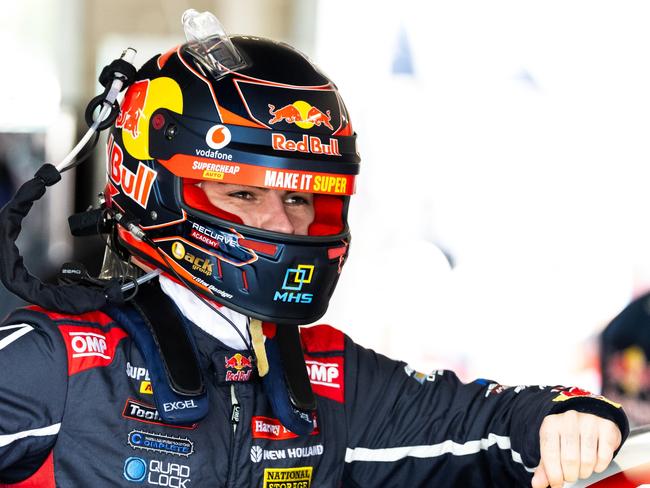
[116,80,150,139]
[225,353,253,382]
[234,79,344,135]
[268,101,333,130]
[551,386,622,408]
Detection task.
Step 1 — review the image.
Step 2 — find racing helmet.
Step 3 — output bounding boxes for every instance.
[105,23,359,325]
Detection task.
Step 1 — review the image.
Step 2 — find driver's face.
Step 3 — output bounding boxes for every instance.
[200,182,315,235]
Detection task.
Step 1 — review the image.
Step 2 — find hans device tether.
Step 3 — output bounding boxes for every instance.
[0,49,143,314]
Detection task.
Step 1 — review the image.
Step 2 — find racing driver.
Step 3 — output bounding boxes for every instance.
[0,10,628,488]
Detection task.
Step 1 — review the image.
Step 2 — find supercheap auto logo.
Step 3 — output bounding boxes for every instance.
[273,265,314,304]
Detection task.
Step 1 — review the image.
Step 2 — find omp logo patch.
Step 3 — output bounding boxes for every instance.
[263,467,313,488]
[305,357,344,402]
[59,325,128,375]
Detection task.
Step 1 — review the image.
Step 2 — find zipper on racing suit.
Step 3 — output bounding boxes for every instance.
[226,384,241,487]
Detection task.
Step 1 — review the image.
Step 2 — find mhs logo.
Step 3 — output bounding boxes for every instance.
[274,265,314,304]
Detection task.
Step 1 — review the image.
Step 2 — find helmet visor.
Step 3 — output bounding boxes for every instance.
[181,179,348,237]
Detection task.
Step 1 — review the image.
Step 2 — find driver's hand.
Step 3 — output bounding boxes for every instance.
[531,411,621,488]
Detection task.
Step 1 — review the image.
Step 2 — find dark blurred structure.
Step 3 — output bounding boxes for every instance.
[0,133,52,319]
[601,292,650,427]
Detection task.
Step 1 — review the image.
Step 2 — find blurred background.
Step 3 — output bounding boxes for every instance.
[3,0,650,393]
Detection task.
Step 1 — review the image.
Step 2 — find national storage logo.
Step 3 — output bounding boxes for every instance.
[263,467,313,488]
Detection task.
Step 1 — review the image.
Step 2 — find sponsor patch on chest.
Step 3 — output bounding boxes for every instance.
[127,430,194,457]
[59,325,128,375]
[252,415,319,440]
[123,398,197,430]
[263,467,313,488]
[304,357,344,402]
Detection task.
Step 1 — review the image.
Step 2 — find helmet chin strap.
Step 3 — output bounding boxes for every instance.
[250,319,317,436]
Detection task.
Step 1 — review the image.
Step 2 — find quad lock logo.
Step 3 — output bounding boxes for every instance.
[171,242,213,277]
[123,456,191,487]
[273,265,314,304]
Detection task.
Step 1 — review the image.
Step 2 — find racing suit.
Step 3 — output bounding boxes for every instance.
[0,279,629,487]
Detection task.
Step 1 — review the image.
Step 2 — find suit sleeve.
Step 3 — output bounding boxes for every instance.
[342,337,629,487]
[0,318,68,484]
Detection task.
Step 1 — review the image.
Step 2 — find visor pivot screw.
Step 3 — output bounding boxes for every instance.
[150,211,158,221]
[152,113,165,130]
[165,124,178,140]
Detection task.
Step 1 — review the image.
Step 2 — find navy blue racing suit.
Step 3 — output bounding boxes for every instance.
[0,300,629,487]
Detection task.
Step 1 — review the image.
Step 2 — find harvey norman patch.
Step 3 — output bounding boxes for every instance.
[263,467,313,488]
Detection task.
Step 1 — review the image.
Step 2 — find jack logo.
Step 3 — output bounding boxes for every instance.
[273,265,314,304]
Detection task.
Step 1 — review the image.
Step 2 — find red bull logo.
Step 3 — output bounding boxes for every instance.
[224,353,253,382]
[268,101,333,130]
[116,80,150,138]
[107,135,157,209]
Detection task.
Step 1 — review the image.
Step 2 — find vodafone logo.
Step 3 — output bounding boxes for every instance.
[205,125,231,150]
[69,332,109,359]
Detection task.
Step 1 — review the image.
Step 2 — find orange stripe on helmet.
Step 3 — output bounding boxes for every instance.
[158,155,356,196]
